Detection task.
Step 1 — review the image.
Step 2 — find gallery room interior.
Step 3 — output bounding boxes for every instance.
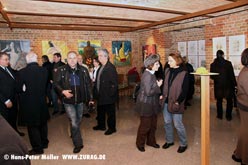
[0,0,248,165]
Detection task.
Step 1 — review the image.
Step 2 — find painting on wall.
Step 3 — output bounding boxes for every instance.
[78,40,101,66]
[198,40,205,56]
[0,40,30,70]
[187,41,198,56]
[142,44,157,61]
[42,40,69,62]
[229,35,245,56]
[229,56,243,76]
[178,42,187,56]
[112,41,131,67]
[212,37,226,58]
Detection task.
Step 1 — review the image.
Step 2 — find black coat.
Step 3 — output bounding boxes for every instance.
[95,61,118,105]
[0,66,16,119]
[17,63,49,126]
[42,61,53,81]
[210,58,237,99]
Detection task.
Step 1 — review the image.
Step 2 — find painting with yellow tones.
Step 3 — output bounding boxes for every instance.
[112,41,131,67]
[42,40,68,62]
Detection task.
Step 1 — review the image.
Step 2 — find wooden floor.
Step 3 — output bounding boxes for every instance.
[18,96,240,165]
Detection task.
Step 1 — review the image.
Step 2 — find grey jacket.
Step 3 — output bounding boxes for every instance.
[135,70,161,116]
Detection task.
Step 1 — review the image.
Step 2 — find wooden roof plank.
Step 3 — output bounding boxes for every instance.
[0,1,11,29]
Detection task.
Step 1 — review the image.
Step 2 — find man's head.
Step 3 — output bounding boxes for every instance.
[0,52,10,67]
[77,55,83,65]
[26,52,38,64]
[53,53,62,63]
[97,48,109,65]
[67,51,78,68]
[42,55,49,63]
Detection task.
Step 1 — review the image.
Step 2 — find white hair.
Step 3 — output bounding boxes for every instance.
[26,52,38,64]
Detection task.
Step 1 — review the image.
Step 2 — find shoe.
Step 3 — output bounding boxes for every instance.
[60,111,66,115]
[177,145,187,153]
[52,111,58,115]
[28,149,44,155]
[216,116,223,120]
[93,126,106,131]
[83,113,91,118]
[147,143,160,148]
[185,102,191,106]
[137,146,145,152]
[42,144,48,149]
[73,145,84,153]
[162,142,174,149]
[226,116,232,121]
[232,154,242,162]
[104,129,116,135]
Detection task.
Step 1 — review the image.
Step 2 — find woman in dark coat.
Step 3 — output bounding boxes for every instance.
[135,54,163,152]
[17,52,49,155]
[210,50,237,121]
[232,48,248,165]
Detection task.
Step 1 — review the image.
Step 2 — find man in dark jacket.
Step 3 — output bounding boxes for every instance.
[17,52,49,155]
[51,53,65,115]
[93,48,118,135]
[42,55,53,106]
[0,52,24,136]
[54,51,93,153]
[210,50,237,121]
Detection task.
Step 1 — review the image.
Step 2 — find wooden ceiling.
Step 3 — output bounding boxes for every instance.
[0,0,247,32]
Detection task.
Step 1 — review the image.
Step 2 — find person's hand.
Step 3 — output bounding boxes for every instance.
[5,101,13,108]
[159,95,163,100]
[157,79,163,87]
[62,90,73,98]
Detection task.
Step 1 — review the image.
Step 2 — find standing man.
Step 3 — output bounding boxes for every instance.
[210,50,237,121]
[17,52,49,155]
[54,51,93,153]
[51,53,65,115]
[0,52,24,136]
[93,48,118,135]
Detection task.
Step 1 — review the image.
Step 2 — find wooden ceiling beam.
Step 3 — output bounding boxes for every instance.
[6,11,156,23]
[35,0,189,15]
[10,23,132,32]
[11,21,138,28]
[0,1,12,29]
[123,0,248,32]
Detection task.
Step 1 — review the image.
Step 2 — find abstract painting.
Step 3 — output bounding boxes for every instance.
[142,44,157,61]
[229,35,245,56]
[0,40,30,70]
[112,41,131,67]
[42,40,68,62]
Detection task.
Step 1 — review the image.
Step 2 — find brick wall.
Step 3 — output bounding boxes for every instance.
[0,29,141,76]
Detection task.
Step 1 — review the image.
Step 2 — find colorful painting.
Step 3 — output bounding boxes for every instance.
[142,44,157,61]
[178,42,187,56]
[112,41,131,67]
[42,40,68,62]
[187,41,198,56]
[0,40,30,70]
[229,35,245,56]
[212,37,226,58]
[198,40,205,56]
[78,40,101,66]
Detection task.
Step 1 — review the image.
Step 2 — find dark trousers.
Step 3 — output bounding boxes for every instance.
[27,122,48,152]
[136,115,157,147]
[216,98,233,118]
[97,104,116,130]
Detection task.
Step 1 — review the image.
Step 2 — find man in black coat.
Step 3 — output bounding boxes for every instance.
[93,48,118,135]
[17,52,49,155]
[0,52,24,136]
[210,50,237,121]
[42,55,53,106]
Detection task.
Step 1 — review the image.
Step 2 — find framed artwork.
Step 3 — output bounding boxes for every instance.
[187,41,198,56]
[0,40,30,70]
[188,55,198,70]
[178,42,187,56]
[42,40,68,62]
[78,40,101,66]
[229,35,245,56]
[212,37,226,58]
[142,44,157,61]
[229,56,242,76]
[112,41,131,67]
[198,40,205,56]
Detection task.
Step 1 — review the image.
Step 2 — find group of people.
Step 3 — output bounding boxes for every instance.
[135,48,248,165]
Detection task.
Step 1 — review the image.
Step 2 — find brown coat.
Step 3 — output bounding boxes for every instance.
[135,70,161,116]
[237,66,248,112]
